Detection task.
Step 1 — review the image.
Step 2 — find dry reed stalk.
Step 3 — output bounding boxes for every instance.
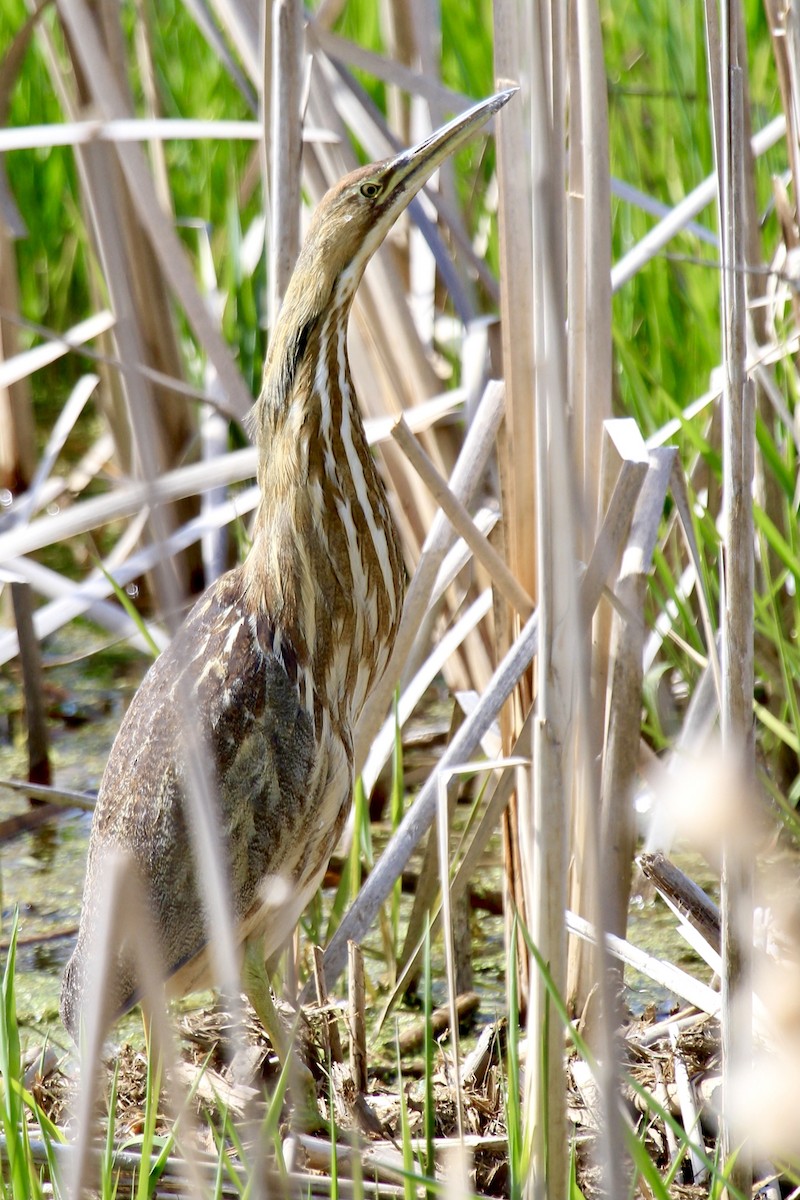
[492,0,535,1038]
[379,0,417,144]
[601,441,675,943]
[307,23,461,113]
[9,581,51,790]
[361,587,493,799]
[0,200,37,687]
[670,1027,708,1186]
[0,250,35,501]
[83,132,191,619]
[567,0,611,542]
[0,117,266,151]
[639,852,721,953]
[0,778,94,809]
[312,944,343,1064]
[390,414,534,618]
[435,764,469,1142]
[567,422,639,1026]
[487,19,537,1007]
[364,588,494,796]
[493,11,536,609]
[353,379,506,773]
[347,940,367,1094]
[565,0,614,1022]
[395,707,465,991]
[737,5,791,734]
[710,0,755,1189]
[268,0,304,326]
[204,0,261,86]
[763,0,800,200]
[13,376,99,522]
[567,910,722,1017]
[0,311,114,391]
[132,0,172,213]
[524,2,573,1191]
[667,458,723,698]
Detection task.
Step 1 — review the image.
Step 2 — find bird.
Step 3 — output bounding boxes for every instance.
[60,87,515,1123]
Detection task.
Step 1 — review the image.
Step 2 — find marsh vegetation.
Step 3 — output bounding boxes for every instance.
[1,0,799,1196]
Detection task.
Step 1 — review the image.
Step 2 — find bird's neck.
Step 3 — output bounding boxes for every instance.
[244,300,404,735]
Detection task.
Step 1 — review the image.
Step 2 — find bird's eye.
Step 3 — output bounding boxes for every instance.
[360,182,382,199]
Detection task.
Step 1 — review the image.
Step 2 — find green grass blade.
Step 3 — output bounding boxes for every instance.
[0,915,31,1200]
[505,921,523,1200]
[423,919,435,1192]
[395,1027,418,1200]
[93,560,162,660]
[390,692,404,958]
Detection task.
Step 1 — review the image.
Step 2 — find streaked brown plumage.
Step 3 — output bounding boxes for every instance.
[61,90,514,1062]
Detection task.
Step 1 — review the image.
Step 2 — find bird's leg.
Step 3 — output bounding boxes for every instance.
[242,940,325,1132]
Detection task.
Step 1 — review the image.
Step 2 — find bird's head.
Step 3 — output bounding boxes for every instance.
[260,87,516,414]
[296,86,516,310]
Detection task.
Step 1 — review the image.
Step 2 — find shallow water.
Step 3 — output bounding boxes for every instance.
[0,627,143,1047]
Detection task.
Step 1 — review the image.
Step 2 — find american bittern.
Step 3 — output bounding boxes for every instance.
[61,88,514,1121]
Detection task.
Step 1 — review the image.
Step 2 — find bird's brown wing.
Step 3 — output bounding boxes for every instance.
[60,567,336,1037]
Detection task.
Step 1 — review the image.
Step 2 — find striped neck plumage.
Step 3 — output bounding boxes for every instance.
[243,277,403,735]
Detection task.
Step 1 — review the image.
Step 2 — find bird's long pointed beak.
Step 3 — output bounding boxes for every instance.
[387,87,517,200]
